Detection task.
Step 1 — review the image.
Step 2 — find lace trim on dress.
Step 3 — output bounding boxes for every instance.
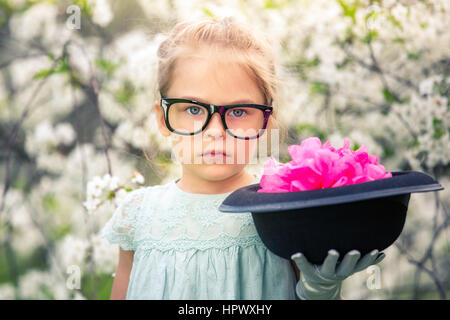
[102,175,264,253]
[134,233,265,257]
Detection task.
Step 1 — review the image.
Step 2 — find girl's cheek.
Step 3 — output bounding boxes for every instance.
[232,141,256,164]
[169,136,196,164]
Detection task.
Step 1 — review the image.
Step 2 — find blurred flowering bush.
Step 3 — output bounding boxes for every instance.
[0,0,448,299]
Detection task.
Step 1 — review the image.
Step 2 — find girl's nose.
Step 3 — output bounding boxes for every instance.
[204,113,225,139]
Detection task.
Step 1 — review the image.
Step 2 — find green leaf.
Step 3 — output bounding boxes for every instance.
[279,155,291,163]
[11,177,27,191]
[264,0,289,9]
[33,55,70,79]
[33,69,53,79]
[383,146,395,158]
[290,56,320,69]
[392,37,405,43]
[72,0,93,16]
[202,6,215,18]
[47,52,55,61]
[81,274,114,300]
[304,57,320,67]
[337,0,358,23]
[0,0,12,28]
[293,123,327,141]
[382,88,395,104]
[52,224,72,241]
[433,118,444,139]
[310,81,329,95]
[288,56,320,79]
[361,30,378,44]
[388,13,403,30]
[364,7,381,24]
[114,81,136,105]
[336,56,353,69]
[294,123,317,132]
[156,153,172,165]
[95,58,119,76]
[43,194,59,212]
[407,52,421,60]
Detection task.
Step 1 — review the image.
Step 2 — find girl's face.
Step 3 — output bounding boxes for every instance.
[155,46,266,182]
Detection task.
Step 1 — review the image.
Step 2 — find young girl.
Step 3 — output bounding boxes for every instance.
[101,16,384,300]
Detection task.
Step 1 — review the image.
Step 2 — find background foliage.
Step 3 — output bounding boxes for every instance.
[0,0,449,299]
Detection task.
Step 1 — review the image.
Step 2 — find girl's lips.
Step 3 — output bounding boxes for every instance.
[199,150,230,157]
[202,151,230,157]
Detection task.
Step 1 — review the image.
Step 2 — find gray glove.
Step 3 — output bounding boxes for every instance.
[291,249,385,300]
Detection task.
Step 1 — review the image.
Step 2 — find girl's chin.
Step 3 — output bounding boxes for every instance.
[193,165,239,177]
[201,161,232,165]
[197,157,235,165]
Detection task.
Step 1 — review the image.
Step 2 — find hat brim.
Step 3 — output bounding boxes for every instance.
[219,171,443,213]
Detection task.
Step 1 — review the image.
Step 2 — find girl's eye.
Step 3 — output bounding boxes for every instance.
[228,109,247,118]
[186,106,203,115]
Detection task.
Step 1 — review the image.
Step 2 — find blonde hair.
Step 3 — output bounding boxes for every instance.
[155,16,288,154]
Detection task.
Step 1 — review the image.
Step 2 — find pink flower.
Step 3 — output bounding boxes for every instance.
[257,137,392,193]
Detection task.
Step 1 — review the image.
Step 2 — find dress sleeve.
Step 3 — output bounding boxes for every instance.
[100,189,146,251]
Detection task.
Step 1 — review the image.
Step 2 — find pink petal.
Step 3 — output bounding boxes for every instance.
[259,173,290,192]
[287,165,323,191]
[366,164,387,180]
[331,175,349,187]
[323,140,336,152]
[351,176,366,184]
[369,154,379,164]
[288,137,322,161]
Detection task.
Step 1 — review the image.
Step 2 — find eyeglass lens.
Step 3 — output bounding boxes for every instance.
[167,101,266,138]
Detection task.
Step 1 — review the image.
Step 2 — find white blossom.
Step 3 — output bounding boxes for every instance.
[131,171,145,185]
[114,188,129,207]
[104,173,120,191]
[18,270,53,299]
[9,3,57,42]
[55,235,90,270]
[87,175,107,197]
[55,123,76,146]
[0,283,15,300]
[90,0,114,27]
[91,233,119,274]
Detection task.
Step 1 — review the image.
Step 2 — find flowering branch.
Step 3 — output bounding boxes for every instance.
[0,40,72,217]
[394,191,449,300]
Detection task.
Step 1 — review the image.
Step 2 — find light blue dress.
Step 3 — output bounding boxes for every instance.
[100,175,298,300]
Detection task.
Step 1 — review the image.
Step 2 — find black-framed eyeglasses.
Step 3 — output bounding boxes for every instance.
[160,97,273,140]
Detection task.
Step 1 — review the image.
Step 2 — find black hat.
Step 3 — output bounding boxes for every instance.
[219,171,444,264]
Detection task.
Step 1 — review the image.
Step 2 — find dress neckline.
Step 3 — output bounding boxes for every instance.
[171,175,259,200]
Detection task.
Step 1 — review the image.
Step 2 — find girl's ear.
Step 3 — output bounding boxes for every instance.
[154,100,171,137]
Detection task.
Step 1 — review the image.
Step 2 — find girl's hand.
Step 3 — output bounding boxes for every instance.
[291,249,385,300]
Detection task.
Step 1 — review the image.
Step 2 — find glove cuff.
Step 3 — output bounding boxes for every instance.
[295,277,342,300]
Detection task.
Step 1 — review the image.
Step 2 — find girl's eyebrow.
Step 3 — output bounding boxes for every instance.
[180,96,257,105]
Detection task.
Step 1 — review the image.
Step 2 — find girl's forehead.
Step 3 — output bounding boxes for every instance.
[174,44,251,74]
[176,48,243,70]
[169,52,264,104]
